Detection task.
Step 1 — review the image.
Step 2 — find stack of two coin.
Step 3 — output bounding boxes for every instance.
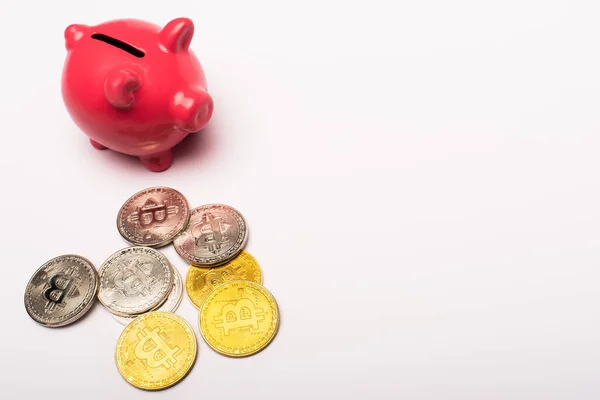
[96,246,183,325]
[175,204,280,357]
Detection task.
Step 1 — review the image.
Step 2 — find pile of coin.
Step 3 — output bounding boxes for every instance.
[24,186,280,391]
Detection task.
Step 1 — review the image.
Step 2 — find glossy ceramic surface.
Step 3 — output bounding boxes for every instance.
[62,17,214,172]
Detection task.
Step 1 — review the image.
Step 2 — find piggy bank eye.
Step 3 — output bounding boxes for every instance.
[91,33,145,58]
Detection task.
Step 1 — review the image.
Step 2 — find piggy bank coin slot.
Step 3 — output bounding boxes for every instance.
[91,33,145,58]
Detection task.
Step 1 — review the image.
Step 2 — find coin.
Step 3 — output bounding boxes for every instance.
[98,247,173,316]
[199,280,279,357]
[24,255,99,328]
[173,204,248,267]
[115,311,197,390]
[113,266,183,325]
[186,250,263,309]
[117,187,190,247]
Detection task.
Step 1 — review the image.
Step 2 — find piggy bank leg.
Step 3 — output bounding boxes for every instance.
[90,139,108,150]
[139,150,173,172]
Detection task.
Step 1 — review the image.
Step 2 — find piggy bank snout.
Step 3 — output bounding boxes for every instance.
[171,89,214,132]
[190,93,214,132]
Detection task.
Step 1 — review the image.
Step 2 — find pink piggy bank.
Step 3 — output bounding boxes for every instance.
[61,17,214,172]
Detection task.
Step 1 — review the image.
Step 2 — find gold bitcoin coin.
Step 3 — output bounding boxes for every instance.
[115,311,197,390]
[186,250,263,309]
[199,280,279,357]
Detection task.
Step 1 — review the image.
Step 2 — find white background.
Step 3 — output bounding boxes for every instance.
[1,1,600,398]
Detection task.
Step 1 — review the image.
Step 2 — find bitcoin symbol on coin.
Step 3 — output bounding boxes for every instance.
[134,327,180,369]
[113,259,155,297]
[127,198,179,228]
[191,212,231,253]
[214,298,265,335]
[42,267,80,313]
[203,266,246,294]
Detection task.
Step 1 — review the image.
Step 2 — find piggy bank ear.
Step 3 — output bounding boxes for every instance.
[159,18,194,52]
[104,68,141,109]
[64,24,88,50]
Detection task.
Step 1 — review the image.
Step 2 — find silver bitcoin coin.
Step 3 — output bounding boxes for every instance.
[173,204,249,267]
[97,247,173,316]
[112,265,183,325]
[116,187,190,247]
[24,255,99,328]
